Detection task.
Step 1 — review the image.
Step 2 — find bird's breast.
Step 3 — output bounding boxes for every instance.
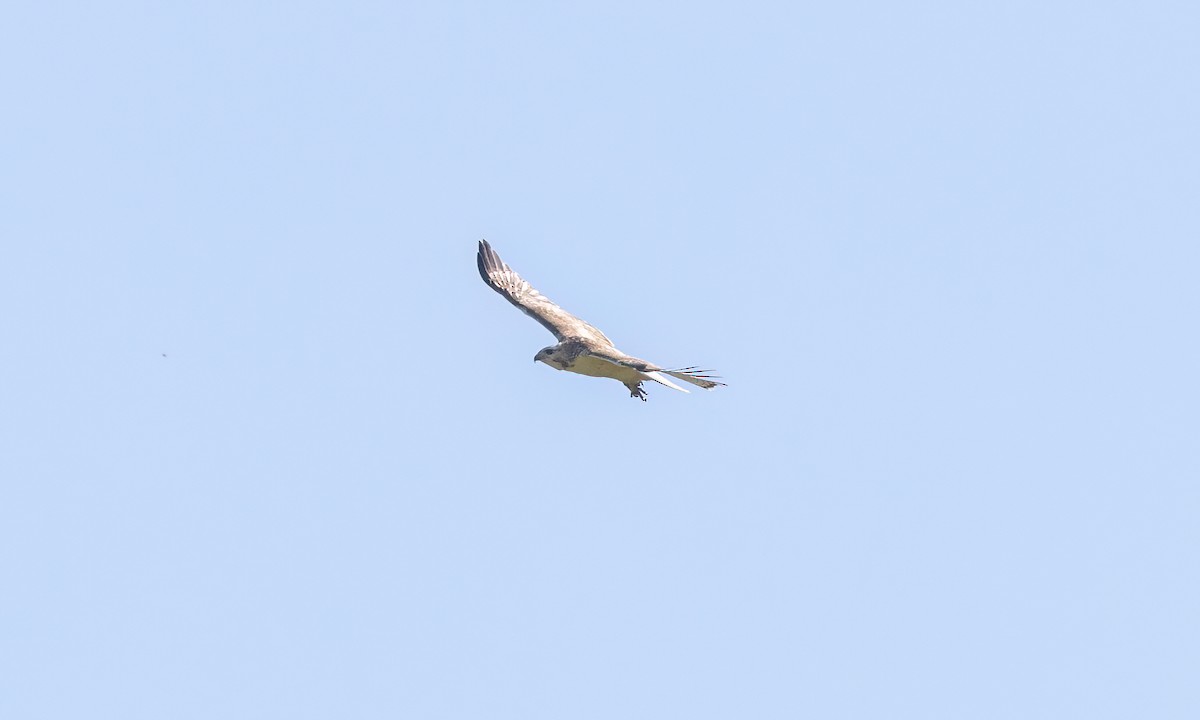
[564,354,639,383]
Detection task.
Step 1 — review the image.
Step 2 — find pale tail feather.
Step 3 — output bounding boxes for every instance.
[643,371,689,393]
[663,366,726,390]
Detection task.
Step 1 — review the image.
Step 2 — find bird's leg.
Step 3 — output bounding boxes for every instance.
[626,382,648,401]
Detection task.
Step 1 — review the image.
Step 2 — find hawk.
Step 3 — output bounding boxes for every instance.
[477,239,725,401]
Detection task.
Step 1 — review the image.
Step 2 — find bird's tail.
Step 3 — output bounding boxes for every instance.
[662,367,726,390]
[643,371,690,393]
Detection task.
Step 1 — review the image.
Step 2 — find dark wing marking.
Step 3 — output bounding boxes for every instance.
[583,349,654,372]
[477,240,612,344]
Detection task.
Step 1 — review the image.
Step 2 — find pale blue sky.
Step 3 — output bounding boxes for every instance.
[2,2,1198,718]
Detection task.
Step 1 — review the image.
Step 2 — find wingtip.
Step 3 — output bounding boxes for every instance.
[664,367,727,390]
[478,239,500,266]
[477,238,511,286]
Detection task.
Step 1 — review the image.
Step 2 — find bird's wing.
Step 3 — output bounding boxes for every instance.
[583,345,726,391]
[477,240,612,344]
[575,346,690,393]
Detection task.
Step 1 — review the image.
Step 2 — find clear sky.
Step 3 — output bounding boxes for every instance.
[2,1,1198,718]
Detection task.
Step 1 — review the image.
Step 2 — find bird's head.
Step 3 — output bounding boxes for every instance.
[534,346,555,365]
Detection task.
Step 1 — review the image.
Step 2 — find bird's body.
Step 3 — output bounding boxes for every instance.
[476,240,724,401]
[534,337,691,397]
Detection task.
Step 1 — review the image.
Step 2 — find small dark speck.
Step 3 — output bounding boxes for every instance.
[161,353,167,358]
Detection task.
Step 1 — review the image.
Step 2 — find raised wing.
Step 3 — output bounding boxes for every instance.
[477,240,612,344]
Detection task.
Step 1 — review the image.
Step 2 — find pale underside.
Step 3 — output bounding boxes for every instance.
[537,338,693,401]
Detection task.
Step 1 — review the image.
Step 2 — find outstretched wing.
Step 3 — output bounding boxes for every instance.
[477,240,612,344]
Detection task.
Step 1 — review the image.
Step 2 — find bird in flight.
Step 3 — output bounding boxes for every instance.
[477,239,725,401]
